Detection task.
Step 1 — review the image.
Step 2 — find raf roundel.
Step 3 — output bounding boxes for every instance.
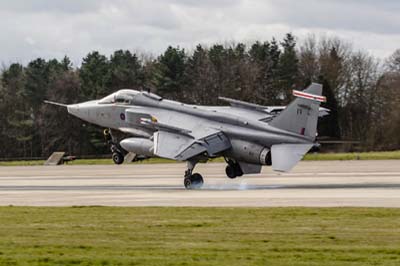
[120,113,126,121]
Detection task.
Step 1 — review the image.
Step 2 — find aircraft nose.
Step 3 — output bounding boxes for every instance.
[67,101,95,122]
[67,104,80,116]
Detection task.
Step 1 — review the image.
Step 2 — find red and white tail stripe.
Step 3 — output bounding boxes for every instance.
[292,90,326,103]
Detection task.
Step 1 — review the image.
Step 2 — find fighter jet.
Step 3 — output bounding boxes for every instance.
[45,83,327,189]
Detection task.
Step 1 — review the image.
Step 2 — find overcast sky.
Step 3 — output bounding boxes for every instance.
[1,0,399,66]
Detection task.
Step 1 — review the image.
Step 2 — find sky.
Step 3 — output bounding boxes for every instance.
[1,0,399,66]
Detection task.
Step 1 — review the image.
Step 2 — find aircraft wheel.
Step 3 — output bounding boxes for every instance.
[184,173,204,189]
[234,164,243,177]
[184,177,192,189]
[191,173,204,189]
[112,152,124,165]
[225,165,237,179]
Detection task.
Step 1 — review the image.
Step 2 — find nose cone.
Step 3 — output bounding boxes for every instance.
[67,104,80,117]
[67,101,97,122]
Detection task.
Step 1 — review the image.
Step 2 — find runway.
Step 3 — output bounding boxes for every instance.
[0,160,399,207]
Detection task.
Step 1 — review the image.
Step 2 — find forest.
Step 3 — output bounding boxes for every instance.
[0,33,399,159]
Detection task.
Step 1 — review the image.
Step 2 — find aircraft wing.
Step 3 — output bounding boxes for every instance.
[217,97,330,120]
[154,130,231,161]
[126,107,232,161]
[218,96,268,112]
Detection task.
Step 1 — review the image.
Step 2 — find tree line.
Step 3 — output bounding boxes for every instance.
[0,33,399,159]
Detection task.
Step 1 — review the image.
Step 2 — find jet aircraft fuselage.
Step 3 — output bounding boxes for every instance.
[46,83,326,189]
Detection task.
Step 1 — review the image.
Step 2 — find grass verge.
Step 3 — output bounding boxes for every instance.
[304,150,400,161]
[0,207,399,266]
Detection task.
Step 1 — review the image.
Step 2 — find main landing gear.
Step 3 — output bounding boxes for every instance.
[104,129,125,165]
[183,160,204,190]
[224,158,243,179]
[182,158,244,189]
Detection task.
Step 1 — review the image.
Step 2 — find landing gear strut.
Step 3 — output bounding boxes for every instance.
[104,129,125,165]
[183,160,204,189]
[225,159,243,179]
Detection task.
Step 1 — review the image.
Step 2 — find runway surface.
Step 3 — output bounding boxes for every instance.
[0,160,399,207]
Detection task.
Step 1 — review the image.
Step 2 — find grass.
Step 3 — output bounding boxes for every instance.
[304,150,400,161]
[1,150,400,166]
[0,207,399,266]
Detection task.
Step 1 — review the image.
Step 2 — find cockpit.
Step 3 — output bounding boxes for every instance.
[98,89,163,105]
[98,90,139,104]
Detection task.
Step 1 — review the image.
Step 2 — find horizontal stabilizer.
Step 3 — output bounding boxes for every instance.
[271,144,313,172]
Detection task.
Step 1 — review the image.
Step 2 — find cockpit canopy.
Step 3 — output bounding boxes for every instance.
[98,89,162,105]
[98,90,138,104]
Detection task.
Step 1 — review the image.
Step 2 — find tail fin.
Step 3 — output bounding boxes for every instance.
[270,83,325,140]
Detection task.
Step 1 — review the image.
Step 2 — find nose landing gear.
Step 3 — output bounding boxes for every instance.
[112,151,124,165]
[104,129,125,165]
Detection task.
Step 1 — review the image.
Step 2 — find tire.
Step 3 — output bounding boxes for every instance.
[112,152,124,165]
[225,165,237,179]
[184,173,204,189]
[234,163,243,177]
[191,173,204,189]
[184,177,192,189]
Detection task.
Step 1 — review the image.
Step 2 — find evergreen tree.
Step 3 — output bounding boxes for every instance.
[152,46,186,99]
[108,50,144,91]
[208,44,228,97]
[0,34,398,156]
[249,41,270,62]
[249,41,276,104]
[80,51,110,99]
[183,45,217,104]
[278,33,299,102]
[38,70,82,156]
[1,63,33,157]
[265,39,282,104]
[25,58,49,110]
[79,52,112,154]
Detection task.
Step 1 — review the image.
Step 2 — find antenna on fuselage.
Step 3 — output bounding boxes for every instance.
[140,86,151,93]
